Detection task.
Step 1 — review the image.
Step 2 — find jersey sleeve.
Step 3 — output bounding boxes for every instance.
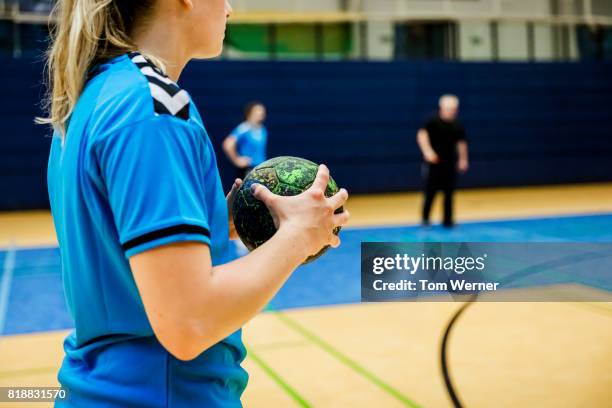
[95,115,212,258]
[230,123,249,142]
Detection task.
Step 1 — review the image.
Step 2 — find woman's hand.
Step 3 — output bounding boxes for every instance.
[226,178,242,240]
[251,165,350,259]
[235,156,252,169]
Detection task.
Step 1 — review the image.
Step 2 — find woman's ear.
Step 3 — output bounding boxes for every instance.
[181,0,194,10]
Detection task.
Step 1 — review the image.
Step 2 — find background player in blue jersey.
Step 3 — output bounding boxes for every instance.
[40,0,349,407]
[223,102,268,178]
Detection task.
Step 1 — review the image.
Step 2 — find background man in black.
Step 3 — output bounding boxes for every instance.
[417,95,469,227]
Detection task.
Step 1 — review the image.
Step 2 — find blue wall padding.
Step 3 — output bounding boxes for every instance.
[1,58,611,209]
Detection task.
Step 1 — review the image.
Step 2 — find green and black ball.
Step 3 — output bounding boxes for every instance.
[232,156,343,264]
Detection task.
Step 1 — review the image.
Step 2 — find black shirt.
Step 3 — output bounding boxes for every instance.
[424,116,467,165]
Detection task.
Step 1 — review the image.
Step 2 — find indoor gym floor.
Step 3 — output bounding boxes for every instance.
[1,183,611,408]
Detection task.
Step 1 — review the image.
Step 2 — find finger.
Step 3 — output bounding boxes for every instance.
[310,164,330,194]
[333,210,350,227]
[327,188,348,210]
[251,183,277,205]
[230,179,242,194]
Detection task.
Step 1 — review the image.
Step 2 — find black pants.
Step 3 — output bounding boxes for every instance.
[422,163,457,226]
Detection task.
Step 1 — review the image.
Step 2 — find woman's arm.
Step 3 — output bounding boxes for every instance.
[130,166,349,361]
[130,227,306,361]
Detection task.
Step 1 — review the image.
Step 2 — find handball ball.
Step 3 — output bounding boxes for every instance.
[232,156,343,264]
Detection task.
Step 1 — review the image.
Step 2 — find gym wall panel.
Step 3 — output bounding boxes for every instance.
[0,57,610,209]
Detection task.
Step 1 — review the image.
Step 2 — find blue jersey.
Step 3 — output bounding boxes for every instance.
[230,122,268,167]
[47,53,247,407]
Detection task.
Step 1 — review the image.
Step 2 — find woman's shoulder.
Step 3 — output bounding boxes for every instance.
[234,122,252,133]
[86,53,194,138]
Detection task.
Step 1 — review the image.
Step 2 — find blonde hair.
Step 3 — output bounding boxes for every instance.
[37,0,159,136]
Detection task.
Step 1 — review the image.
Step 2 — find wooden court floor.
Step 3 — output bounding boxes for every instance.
[2,183,612,248]
[1,183,612,407]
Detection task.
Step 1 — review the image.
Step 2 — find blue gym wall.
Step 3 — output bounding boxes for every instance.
[1,58,611,210]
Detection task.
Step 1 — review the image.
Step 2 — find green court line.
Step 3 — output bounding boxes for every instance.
[272,311,422,408]
[247,347,312,408]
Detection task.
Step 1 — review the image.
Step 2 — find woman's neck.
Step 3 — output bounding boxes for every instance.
[133,19,189,82]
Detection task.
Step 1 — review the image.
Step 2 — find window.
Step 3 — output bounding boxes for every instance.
[224,23,352,60]
[577,25,612,61]
[394,22,457,60]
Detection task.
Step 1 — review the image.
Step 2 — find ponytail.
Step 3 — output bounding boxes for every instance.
[37,0,156,136]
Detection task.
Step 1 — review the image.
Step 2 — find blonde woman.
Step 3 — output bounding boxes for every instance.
[41,0,349,406]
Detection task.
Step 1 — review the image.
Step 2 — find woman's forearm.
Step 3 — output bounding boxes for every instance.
[223,137,240,163]
[186,226,308,357]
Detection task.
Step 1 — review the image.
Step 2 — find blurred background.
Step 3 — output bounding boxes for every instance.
[0,1,611,407]
[1,0,612,208]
